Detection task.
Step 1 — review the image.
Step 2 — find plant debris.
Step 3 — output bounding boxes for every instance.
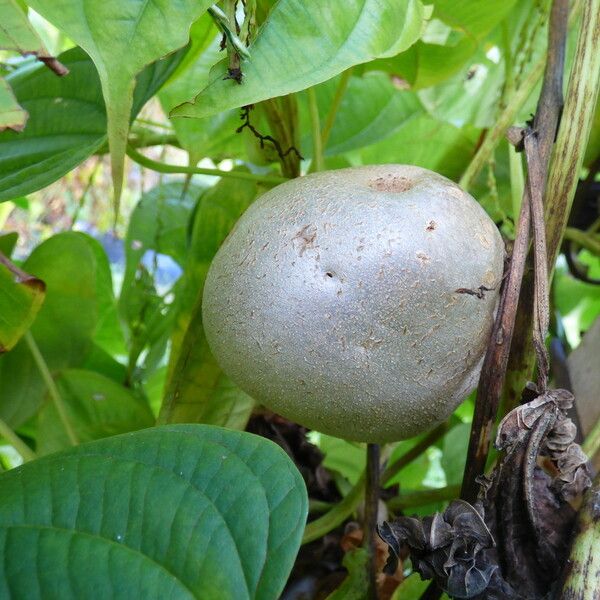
[379,387,592,599]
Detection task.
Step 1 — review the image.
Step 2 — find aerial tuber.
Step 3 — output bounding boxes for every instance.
[203,165,504,442]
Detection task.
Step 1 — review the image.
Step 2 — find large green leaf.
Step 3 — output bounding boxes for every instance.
[159,175,262,427]
[25,0,212,205]
[0,77,26,131]
[0,252,44,352]
[172,0,425,119]
[0,425,308,599]
[0,45,185,202]
[37,369,154,455]
[0,232,111,426]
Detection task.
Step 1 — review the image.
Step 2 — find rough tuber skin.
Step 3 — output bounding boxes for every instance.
[203,165,505,442]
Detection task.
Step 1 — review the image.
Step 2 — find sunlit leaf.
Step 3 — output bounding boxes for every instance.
[172,0,425,119]
[313,433,365,485]
[299,71,422,157]
[325,548,369,600]
[369,0,518,89]
[159,15,242,163]
[0,0,46,56]
[23,0,212,204]
[441,422,470,485]
[119,182,202,379]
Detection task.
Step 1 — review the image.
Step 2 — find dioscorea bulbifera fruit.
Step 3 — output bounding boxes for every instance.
[203,165,504,442]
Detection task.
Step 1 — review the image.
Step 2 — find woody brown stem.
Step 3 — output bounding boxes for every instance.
[460,0,569,503]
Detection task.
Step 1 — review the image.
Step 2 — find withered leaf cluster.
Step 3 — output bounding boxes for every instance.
[379,388,592,599]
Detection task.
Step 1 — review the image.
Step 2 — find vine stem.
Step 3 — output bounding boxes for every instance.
[308,484,460,514]
[126,146,288,185]
[307,87,324,172]
[0,418,36,462]
[302,422,449,544]
[386,485,460,512]
[544,0,600,273]
[563,228,600,256]
[24,331,78,446]
[321,68,353,148]
[583,416,600,459]
[364,443,380,600]
[560,475,600,598]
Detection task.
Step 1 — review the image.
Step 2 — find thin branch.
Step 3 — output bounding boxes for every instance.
[460,156,532,503]
[126,146,288,185]
[38,55,69,76]
[0,417,36,462]
[236,105,302,163]
[307,88,324,172]
[523,133,550,390]
[382,422,449,483]
[583,415,600,461]
[302,473,365,544]
[459,57,545,191]
[262,96,302,178]
[24,331,78,446]
[545,0,600,273]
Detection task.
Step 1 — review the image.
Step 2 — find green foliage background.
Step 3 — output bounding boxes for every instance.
[0,0,598,598]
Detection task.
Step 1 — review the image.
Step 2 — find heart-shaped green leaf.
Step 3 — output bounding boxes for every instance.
[368,0,518,89]
[0,425,308,599]
[0,43,186,202]
[172,0,425,119]
[25,0,213,207]
[0,252,45,352]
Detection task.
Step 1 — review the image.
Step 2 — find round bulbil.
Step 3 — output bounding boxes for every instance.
[203,165,505,442]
